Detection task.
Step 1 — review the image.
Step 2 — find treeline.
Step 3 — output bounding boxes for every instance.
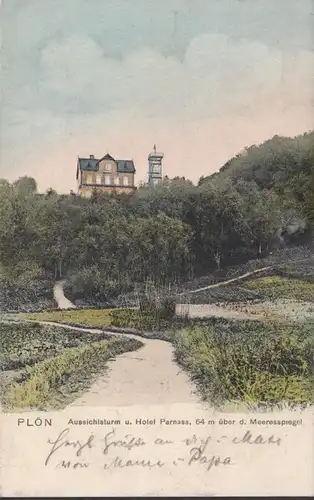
[200,130,314,209]
[0,130,313,310]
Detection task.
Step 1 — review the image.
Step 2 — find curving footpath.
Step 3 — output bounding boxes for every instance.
[178,265,274,295]
[53,280,76,309]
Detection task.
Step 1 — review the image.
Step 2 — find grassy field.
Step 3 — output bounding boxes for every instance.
[174,317,313,408]
[22,308,180,339]
[23,308,115,326]
[245,276,314,302]
[1,322,142,411]
[178,274,314,305]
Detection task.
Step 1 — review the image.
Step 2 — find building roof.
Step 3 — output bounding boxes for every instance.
[116,160,135,173]
[101,153,115,161]
[78,158,99,170]
[77,154,136,175]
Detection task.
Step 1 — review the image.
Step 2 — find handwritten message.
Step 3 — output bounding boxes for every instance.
[2,405,311,497]
[44,426,282,472]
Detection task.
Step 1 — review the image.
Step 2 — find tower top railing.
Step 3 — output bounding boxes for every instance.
[148,151,164,160]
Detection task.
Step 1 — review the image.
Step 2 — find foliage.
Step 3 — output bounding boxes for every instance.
[174,319,313,406]
[305,172,314,224]
[138,281,177,319]
[13,176,37,196]
[200,131,313,206]
[200,131,314,246]
[109,308,174,332]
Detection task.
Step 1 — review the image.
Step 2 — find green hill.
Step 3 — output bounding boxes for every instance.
[199,130,314,211]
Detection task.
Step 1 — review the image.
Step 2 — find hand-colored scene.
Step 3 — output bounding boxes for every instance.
[0,1,313,412]
[1,131,313,412]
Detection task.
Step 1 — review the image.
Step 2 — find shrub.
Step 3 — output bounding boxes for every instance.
[139,295,176,319]
[109,308,172,331]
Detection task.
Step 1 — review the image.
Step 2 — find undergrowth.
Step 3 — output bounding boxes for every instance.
[1,322,142,411]
[174,318,313,407]
[245,276,314,302]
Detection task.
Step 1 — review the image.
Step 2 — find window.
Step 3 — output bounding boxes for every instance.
[86,174,93,184]
[96,174,102,185]
[153,164,160,174]
[123,176,129,186]
[114,177,120,186]
[105,163,112,172]
[104,175,111,185]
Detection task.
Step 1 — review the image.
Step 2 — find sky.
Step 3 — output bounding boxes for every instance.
[1,0,314,192]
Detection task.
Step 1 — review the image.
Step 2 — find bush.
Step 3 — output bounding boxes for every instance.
[139,295,176,319]
[109,308,173,331]
[65,267,133,306]
[0,275,55,312]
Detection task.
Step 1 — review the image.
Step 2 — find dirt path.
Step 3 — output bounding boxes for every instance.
[70,336,201,407]
[53,280,76,309]
[179,265,274,295]
[177,303,260,320]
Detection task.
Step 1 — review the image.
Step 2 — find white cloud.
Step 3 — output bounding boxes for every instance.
[38,33,314,118]
[2,30,314,192]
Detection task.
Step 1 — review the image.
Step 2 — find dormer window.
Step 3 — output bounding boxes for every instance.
[105,163,112,172]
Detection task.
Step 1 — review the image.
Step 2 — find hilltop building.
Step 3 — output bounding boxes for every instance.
[148,145,164,186]
[76,153,136,197]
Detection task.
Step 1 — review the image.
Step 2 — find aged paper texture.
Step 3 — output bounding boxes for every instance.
[1,0,314,496]
[1,405,314,497]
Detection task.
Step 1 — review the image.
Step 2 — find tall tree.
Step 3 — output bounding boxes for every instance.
[13,176,37,196]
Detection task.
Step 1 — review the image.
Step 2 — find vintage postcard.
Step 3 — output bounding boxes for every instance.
[0,0,313,497]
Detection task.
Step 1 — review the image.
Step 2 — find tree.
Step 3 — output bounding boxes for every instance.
[13,176,37,196]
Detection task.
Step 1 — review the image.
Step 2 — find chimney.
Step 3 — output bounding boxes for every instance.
[90,154,94,159]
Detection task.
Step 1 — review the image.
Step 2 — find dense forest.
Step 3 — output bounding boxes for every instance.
[0,130,313,311]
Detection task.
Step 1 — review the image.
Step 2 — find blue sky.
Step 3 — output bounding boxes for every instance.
[1,0,313,192]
